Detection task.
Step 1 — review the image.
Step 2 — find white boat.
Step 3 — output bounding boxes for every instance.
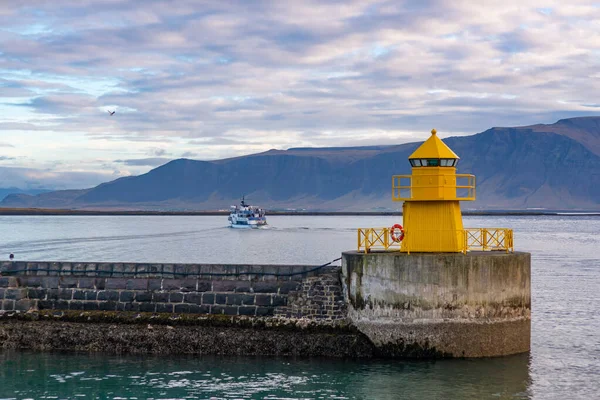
[228,197,267,229]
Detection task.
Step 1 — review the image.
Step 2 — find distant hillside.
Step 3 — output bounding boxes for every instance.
[524,117,600,156]
[0,188,50,202]
[2,117,599,211]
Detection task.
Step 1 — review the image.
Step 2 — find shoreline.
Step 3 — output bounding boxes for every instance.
[0,311,375,358]
[0,208,598,216]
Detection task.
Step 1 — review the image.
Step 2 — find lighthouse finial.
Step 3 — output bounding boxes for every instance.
[431,129,437,136]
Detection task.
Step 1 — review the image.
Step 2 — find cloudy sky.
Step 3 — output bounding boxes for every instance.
[1,1,599,190]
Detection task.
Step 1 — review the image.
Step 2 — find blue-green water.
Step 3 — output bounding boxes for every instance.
[0,352,531,400]
[0,215,599,399]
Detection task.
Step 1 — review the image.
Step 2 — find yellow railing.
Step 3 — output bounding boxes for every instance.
[463,228,513,252]
[391,176,411,200]
[357,228,513,254]
[357,227,402,253]
[392,174,476,201]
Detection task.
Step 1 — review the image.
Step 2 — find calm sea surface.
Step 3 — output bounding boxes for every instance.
[0,215,599,399]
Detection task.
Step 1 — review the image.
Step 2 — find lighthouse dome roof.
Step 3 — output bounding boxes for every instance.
[408,129,459,160]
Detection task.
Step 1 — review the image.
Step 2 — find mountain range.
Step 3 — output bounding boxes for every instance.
[2,117,599,211]
[0,188,49,202]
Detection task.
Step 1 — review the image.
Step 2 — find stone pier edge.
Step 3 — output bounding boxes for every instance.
[0,254,531,359]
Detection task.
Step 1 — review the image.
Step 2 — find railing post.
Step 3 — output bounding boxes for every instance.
[482,228,488,251]
[384,227,389,249]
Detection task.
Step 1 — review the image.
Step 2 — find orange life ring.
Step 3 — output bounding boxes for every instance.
[390,224,405,242]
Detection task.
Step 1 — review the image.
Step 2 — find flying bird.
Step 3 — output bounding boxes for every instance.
[107,110,115,116]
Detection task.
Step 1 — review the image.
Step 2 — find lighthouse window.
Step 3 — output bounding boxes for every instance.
[411,158,458,166]
[440,159,457,166]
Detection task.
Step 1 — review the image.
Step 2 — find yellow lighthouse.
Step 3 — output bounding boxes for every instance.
[351,133,525,358]
[393,129,475,252]
[358,129,512,254]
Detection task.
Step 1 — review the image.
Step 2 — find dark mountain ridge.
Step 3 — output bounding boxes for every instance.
[2,117,599,210]
[0,188,50,202]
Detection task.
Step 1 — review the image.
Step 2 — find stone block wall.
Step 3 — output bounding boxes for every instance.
[0,261,346,320]
[0,261,317,279]
[275,273,346,320]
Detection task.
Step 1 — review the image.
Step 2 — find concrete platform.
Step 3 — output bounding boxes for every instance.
[342,251,531,357]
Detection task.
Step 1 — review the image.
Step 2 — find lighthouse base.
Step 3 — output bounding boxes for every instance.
[342,251,531,358]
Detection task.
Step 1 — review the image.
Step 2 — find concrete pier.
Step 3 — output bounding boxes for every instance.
[1,255,531,358]
[342,251,531,357]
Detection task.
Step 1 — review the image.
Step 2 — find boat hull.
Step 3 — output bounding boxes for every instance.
[229,217,267,229]
[229,223,266,229]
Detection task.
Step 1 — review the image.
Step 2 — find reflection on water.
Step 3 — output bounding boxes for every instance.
[0,215,599,399]
[0,351,531,400]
